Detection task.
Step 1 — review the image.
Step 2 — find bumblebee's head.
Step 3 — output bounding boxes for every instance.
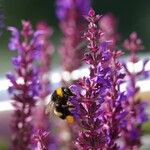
[55,87,75,99]
[63,87,75,97]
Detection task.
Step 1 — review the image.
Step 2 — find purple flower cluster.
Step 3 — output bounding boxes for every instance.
[70,10,126,149]
[7,21,44,150]
[56,0,91,73]
[32,21,54,150]
[121,32,149,149]
[32,129,50,150]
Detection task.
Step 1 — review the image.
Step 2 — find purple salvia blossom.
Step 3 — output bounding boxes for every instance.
[70,9,127,150]
[98,15,126,149]
[102,48,127,150]
[32,129,50,150]
[33,22,55,150]
[56,0,91,73]
[121,32,149,149]
[69,9,108,149]
[7,20,43,150]
[33,105,58,150]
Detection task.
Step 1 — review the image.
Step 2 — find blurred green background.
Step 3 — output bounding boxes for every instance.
[0,0,150,76]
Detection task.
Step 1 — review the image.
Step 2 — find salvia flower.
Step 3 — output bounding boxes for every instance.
[7,20,43,150]
[56,0,91,73]
[33,21,55,150]
[70,9,127,149]
[69,9,105,149]
[32,129,50,150]
[101,49,127,150]
[121,32,149,149]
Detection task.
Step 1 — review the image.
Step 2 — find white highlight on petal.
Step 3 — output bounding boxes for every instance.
[17,77,25,85]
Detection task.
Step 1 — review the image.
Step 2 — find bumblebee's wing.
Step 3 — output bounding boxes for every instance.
[45,94,55,118]
[45,101,54,115]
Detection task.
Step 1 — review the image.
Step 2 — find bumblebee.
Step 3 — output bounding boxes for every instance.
[46,87,75,124]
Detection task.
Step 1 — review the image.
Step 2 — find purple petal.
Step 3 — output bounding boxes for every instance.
[12,56,22,67]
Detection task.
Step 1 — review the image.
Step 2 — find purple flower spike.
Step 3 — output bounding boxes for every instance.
[32,21,55,150]
[122,33,149,149]
[70,9,127,149]
[7,21,45,150]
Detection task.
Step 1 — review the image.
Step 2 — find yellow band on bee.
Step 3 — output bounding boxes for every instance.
[66,115,74,124]
[56,87,63,97]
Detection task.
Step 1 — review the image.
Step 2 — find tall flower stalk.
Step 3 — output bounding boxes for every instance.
[7,21,43,150]
[70,10,106,149]
[32,22,56,150]
[70,9,127,150]
[56,0,91,73]
[99,13,126,149]
[121,32,149,149]
[102,49,126,149]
